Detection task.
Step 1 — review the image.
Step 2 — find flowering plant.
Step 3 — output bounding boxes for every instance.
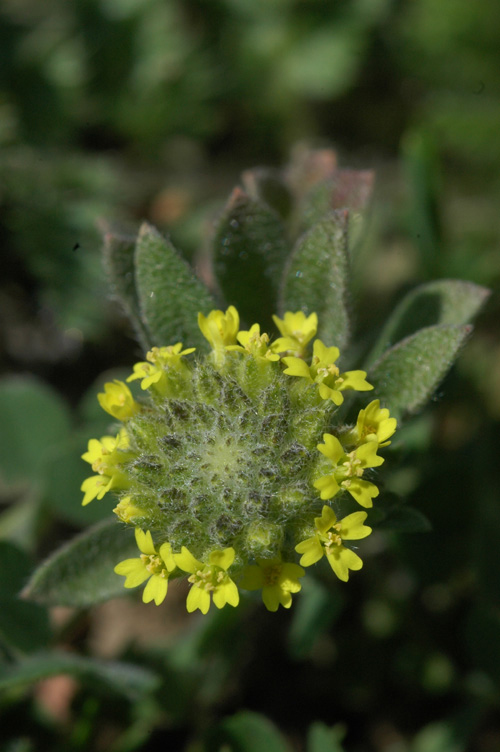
[25,148,488,617]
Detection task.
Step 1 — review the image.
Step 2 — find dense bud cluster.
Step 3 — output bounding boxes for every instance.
[82,307,396,613]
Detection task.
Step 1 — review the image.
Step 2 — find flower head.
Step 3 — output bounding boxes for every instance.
[283,339,373,405]
[346,399,397,447]
[314,432,383,507]
[174,547,239,614]
[272,311,318,357]
[240,558,305,611]
[80,429,131,505]
[228,324,280,362]
[198,306,240,366]
[296,505,371,581]
[127,344,195,394]
[114,528,176,605]
[98,380,139,420]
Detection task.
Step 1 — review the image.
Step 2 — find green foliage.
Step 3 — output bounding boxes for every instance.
[212,189,288,330]
[280,211,350,351]
[369,325,472,420]
[24,519,138,607]
[0,651,159,702]
[135,223,215,349]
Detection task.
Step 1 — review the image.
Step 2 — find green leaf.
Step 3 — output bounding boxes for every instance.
[402,130,444,277]
[24,519,137,607]
[0,651,159,701]
[369,325,471,420]
[279,211,351,351]
[0,541,33,597]
[307,722,346,752]
[242,167,293,220]
[211,188,288,330]
[102,226,151,350]
[372,503,433,533]
[288,576,343,659]
[0,377,71,488]
[298,170,374,234]
[0,599,50,653]
[366,280,490,367]
[135,222,215,350]
[208,711,291,752]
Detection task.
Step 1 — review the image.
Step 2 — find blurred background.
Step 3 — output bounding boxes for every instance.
[1,0,500,750]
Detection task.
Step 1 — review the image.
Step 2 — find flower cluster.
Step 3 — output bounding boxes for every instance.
[82,307,396,613]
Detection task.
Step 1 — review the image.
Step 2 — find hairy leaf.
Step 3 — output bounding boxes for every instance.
[211,188,288,330]
[369,324,471,420]
[24,519,137,607]
[135,222,215,350]
[367,279,489,367]
[279,211,350,350]
[102,227,150,349]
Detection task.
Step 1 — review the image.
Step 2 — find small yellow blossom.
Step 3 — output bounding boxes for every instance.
[228,324,280,362]
[240,558,305,611]
[295,505,371,581]
[80,429,131,505]
[282,339,373,405]
[114,528,176,605]
[345,399,397,447]
[198,306,240,366]
[98,380,139,420]
[174,547,239,614]
[271,311,318,357]
[314,432,383,508]
[113,496,143,523]
[127,344,195,393]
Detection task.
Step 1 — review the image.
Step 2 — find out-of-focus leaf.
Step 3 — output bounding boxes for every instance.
[288,576,343,659]
[411,721,465,752]
[0,651,159,701]
[24,519,137,607]
[402,130,443,277]
[135,222,215,350]
[299,170,374,234]
[208,711,291,752]
[369,325,471,420]
[211,188,288,329]
[0,377,71,488]
[242,168,293,220]
[102,226,150,350]
[279,211,350,351]
[371,502,432,533]
[367,280,490,366]
[287,146,338,201]
[466,602,500,689]
[0,541,33,597]
[0,599,50,653]
[307,722,346,752]
[0,541,50,652]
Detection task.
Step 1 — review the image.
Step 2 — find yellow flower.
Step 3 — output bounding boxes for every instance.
[198,306,240,366]
[80,429,131,505]
[240,558,305,611]
[114,528,176,605]
[228,324,280,362]
[127,344,195,393]
[97,380,139,420]
[113,496,143,523]
[295,505,371,582]
[282,339,373,405]
[271,311,318,357]
[314,432,383,508]
[174,547,239,614]
[346,399,397,447]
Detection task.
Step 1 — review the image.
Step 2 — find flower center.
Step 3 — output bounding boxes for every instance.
[188,566,225,591]
[141,553,167,576]
[262,564,281,586]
